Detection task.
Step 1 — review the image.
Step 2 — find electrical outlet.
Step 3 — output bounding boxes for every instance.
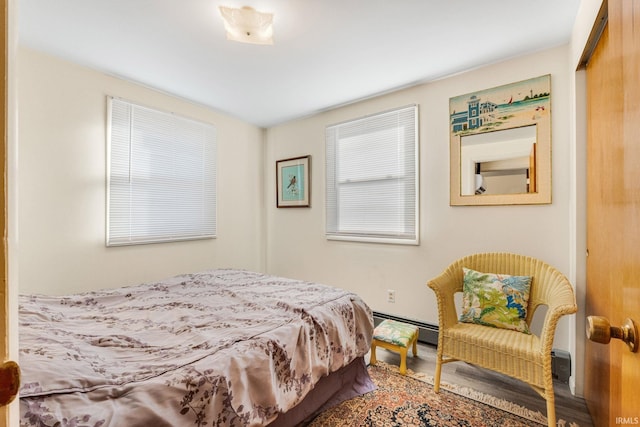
[387,289,396,303]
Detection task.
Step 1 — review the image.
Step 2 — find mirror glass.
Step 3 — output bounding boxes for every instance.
[460,125,536,196]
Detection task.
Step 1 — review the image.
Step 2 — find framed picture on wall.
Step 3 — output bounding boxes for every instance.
[449,74,552,206]
[276,155,310,208]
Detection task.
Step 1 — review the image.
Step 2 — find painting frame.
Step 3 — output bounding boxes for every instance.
[449,74,552,206]
[276,155,311,208]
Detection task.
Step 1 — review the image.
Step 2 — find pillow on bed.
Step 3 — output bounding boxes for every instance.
[459,267,532,334]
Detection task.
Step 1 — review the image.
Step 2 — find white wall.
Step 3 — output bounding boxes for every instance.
[17,47,266,295]
[265,45,575,355]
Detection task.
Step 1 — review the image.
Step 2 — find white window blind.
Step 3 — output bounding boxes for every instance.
[326,105,419,244]
[107,97,217,246]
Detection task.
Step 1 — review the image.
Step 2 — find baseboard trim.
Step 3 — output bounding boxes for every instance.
[372,311,571,384]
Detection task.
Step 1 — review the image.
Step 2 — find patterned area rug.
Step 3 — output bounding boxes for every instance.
[308,361,580,427]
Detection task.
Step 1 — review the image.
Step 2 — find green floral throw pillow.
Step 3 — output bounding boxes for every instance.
[459,267,532,334]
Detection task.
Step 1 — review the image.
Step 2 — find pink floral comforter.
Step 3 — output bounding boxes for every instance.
[19,269,373,426]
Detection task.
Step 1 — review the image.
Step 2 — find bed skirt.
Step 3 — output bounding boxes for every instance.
[269,356,375,426]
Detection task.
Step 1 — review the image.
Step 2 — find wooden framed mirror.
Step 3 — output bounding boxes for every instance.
[449,75,551,206]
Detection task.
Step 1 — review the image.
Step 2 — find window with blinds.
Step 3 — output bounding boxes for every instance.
[325,105,419,244]
[107,97,217,246]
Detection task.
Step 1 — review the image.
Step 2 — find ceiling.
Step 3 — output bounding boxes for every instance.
[18,0,581,128]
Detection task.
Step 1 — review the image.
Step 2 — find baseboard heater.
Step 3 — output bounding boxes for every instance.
[372,311,571,384]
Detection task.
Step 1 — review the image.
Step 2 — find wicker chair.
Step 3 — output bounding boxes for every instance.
[427,253,577,427]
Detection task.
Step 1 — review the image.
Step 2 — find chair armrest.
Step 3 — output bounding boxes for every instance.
[538,279,578,355]
[427,268,463,331]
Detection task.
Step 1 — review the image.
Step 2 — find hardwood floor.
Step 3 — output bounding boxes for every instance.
[367,342,594,427]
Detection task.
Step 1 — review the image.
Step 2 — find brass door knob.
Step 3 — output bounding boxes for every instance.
[586,316,639,353]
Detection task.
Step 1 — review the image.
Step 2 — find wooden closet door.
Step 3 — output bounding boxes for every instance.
[585,1,640,425]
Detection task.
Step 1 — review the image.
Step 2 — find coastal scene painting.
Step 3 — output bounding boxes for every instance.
[449,75,552,206]
[450,75,551,137]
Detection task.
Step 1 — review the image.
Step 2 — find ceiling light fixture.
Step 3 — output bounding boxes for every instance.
[219,5,274,45]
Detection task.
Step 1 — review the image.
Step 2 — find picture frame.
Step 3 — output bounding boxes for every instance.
[276,155,310,208]
[449,74,552,206]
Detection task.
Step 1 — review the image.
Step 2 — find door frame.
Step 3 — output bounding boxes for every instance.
[567,0,608,399]
[1,0,8,423]
[3,0,20,424]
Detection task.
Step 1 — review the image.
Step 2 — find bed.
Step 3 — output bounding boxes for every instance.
[18,269,375,426]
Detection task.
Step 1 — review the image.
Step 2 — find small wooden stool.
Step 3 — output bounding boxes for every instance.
[370,319,418,375]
